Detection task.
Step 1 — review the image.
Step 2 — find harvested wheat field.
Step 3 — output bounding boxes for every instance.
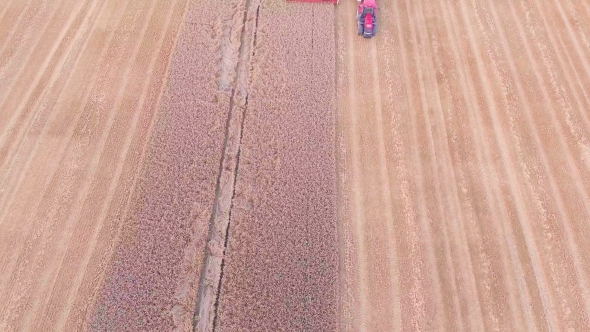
[0,0,190,330]
[337,0,590,331]
[2,0,590,331]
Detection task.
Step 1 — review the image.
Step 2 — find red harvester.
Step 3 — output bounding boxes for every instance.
[357,0,377,38]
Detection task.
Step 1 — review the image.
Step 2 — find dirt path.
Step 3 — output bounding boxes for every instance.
[337,0,590,330]
[0,0,188,330]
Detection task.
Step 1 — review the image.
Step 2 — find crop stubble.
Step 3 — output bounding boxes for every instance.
[337,0,590,330]
[0,0,189,330]
[191,0,260,330]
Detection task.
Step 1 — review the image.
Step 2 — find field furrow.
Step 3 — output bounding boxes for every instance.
[215,2,339,331]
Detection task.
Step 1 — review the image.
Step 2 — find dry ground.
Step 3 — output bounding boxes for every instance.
[3,0,590,330]
[337,0,590,330]
[1,0,339,330]
[0,0,188,330]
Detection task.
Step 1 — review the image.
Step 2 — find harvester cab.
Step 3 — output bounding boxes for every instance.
[357,0,377,38]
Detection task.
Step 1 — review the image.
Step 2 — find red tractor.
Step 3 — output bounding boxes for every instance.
[357,0,377,38]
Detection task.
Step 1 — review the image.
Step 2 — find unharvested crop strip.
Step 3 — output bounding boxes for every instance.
[193,1,260,331]
[212,4,260,329]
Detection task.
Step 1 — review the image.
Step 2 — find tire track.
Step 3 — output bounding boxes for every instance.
[367,3,402,331]
[214,3,338,330]
[340,1,369,330]
[414,0,516,329]
[404,0,472,329]
[354,2,401,330]
[334,4,359,331]
[193,0,261,330]
[372,2,417,330]
[451,0,560,329]
[0,2,155,327]
[0,0,100,225]
[440,1,541,329]
[21,2,169,331]
[353,37,394,328]
[0,0,131,314]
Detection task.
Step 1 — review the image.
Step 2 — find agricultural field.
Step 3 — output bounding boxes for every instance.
[1,0,590,331]
[337,0,590,330]
[0,0,190,330]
